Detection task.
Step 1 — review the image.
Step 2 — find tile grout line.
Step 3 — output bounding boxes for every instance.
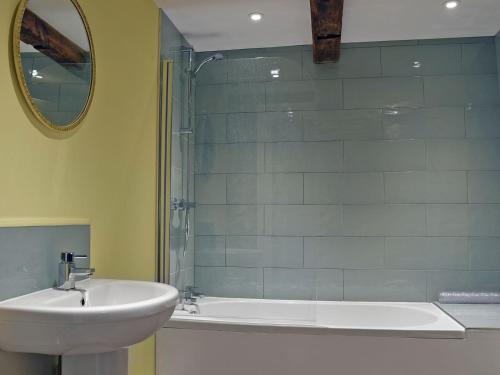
[302,173,305,204]
[302,237,305,267]
[466,168,471,270]
[342,269,345,300]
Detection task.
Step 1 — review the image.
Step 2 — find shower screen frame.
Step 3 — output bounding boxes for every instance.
[157,59,174,284]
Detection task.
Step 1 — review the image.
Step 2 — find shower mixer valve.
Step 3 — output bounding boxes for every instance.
[171,198,196,211]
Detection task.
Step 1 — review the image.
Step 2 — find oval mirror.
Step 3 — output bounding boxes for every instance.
[13,0,95,132]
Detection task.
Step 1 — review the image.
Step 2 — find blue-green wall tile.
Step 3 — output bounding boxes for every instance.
[469,238,500,270]
[344,140,426,171]
[424,75,499,107]
[264,268,343,300]
[264,205,343,236]
[195,266,263,298]
[427,140,500,170]
[227,236,303,268]
[427,270,500,300]
[304,237,385,269]
[196,83,266,114]
[344,270,427,302]
[265,142,343,172]
[302,47,381,79]
[461,41,498,74]
[195,174,226,204]
[195,143,265,173]
[304,173,384,204]
[226,48,302,82]
[427,204,500,237]
[266,80,343,111]
[227,173,303,204]
[381,44,461,76]
[342,40,418,48]
[418,37,493,45]
[46,111,79,126]
[468,172,500,203]
[303,109,383,140]
[227,112,303,143]
[195,205,265,236]
[195,115,227,143]
[465,107,500,138]
[27,82,59,113]
[384,171,467,203]
[342,205,426,236]
[194,236,226,266]
[21,55,34,85]
[385,237,468,270]
[383,107,465,139]
[59,84,90,112]
[344,77,423,109]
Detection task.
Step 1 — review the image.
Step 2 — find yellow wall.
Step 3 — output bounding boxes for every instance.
[0,1,160,374]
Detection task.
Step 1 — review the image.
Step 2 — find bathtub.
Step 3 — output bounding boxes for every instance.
[157,297,500,375]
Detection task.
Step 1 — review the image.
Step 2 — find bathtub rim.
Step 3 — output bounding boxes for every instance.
[165,297,465,339]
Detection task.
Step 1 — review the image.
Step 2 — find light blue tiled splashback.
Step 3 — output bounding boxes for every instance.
[0,225,90,301]
[194,37,500,302]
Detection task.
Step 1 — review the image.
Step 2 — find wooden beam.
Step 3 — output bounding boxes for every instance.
[310,0,344,63]
[21,8,87,69]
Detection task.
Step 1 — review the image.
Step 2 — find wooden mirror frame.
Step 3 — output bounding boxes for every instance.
[12,0,95,134]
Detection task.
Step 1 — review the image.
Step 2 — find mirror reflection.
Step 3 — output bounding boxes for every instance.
[17,0,93,128]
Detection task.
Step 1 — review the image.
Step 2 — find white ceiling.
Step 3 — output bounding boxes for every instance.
[155,0,500,52]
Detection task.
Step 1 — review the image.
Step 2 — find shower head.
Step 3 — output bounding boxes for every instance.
[192,53,224,76]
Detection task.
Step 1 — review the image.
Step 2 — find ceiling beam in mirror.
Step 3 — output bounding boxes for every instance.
[21,9,88,70]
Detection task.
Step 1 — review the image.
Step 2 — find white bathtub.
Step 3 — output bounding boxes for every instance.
[166,297,464,338]
[157,297,500,375]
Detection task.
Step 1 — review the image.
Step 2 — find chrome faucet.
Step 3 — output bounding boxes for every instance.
[179,286,203,313]
[57,252,95,290]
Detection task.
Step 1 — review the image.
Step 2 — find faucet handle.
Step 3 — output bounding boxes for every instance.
[60,252,87,262]
[70,267,95,277]
[60,252,74,262]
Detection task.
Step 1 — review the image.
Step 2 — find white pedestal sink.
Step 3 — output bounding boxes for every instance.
[0,279,178,374]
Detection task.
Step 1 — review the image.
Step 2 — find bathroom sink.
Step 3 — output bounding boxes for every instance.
[0,279,178,355]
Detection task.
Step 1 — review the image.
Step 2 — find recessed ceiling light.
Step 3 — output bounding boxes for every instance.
[444,0,460,9]
[249,12,263,22]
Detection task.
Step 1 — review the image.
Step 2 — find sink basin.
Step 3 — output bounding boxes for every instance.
[0,279,178,355]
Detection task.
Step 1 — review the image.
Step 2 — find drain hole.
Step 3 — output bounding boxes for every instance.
[80,298,85,307]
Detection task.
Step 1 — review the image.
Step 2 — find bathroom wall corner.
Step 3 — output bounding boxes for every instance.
[496,30,500,94]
